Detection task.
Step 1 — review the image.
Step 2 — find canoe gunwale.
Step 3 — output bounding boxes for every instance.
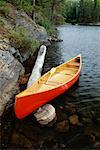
[16,54,82,98]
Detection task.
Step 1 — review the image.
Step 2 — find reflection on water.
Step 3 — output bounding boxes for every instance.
[43,24,100,112]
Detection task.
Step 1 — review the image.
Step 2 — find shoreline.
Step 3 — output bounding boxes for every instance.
[58,23,100,27]
[77,23,100,26]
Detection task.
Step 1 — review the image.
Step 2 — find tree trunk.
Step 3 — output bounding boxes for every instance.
[51,0,56,21]
[94,0,97,10]
[32,0,35,22]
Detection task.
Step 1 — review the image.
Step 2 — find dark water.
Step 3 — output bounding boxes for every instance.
[1,25,100,149]
[44,24,100,112]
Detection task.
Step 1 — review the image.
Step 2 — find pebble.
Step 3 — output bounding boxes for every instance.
[69,115,79,125]
[64,102,76,114]
[55,120,69,132]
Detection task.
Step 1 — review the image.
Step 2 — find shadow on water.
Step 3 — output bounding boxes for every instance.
[1,25,100,149]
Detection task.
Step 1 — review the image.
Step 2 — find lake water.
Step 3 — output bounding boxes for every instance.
[44,24,100,113]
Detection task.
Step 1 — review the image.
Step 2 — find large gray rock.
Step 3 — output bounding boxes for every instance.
[8,8,49,43]
[0,37,24,62]
[16,12,48,42]
[0,49,24,116]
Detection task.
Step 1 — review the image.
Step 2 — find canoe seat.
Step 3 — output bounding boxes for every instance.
[56,72,73,76]
[39,80,62,86]
[38,66,78,92]
[68,62,80,67]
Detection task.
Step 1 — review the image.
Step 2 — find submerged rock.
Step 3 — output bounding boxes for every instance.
[48,35,63,42]
[69,115,79,125]
[34,104,56,125]
[55,120,69,132]
[66,133,94,149]
[10,132,33,149]
[64,102,76,114]
[94,141,100,150]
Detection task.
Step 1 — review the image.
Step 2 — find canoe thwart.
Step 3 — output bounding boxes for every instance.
[55,72,73,76]
[39,80,63,86]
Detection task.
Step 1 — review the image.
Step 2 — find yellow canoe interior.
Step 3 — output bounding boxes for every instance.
[16,54,81,98]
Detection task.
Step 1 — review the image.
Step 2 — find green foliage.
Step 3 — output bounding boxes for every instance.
[35,8,56,35]
[41,19,51,31]
[53,14,65,25]
[8,0,33,13]
[63,0,100,23]
[35,0,66,34]
[37,16,56,35]
[18,1,33,13]
[8,26,39,53]
[0,1,11,16]
[0,0,6,3]
[36,0,65,25]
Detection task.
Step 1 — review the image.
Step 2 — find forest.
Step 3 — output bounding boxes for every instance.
[2,0,100,26]
[63,0,100,24]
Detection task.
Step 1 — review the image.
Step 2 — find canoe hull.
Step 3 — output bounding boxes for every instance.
[14,72,80,119]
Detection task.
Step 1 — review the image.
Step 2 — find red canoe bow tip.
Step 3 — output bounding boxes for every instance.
[14,102,24,119]
[14,105,32,119]
[14,98,30,119]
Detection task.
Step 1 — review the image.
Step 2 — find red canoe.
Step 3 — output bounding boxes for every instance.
[14,54,82,119]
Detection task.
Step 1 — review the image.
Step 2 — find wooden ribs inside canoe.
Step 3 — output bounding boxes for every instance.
[14,54,82,119]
